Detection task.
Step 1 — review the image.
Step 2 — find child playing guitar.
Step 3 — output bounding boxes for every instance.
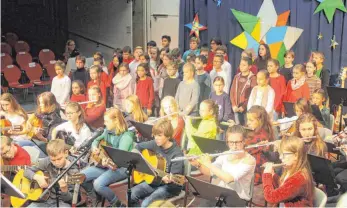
[130,119,184,207]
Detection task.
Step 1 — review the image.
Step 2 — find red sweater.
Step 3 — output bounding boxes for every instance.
[85,104,106,129]
[136,77,155,110]
[205,52,228,73]
[122,57,134,64]
[269,75,287,113]
[172,116,185,146]
[246,129,272,185]
[284,81,310,103]
[263,172,313,207]
[70,94,87,109]
[8,144,31,165]
[87,80,107,104]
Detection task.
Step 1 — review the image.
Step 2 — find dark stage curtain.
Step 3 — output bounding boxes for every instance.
[179,0,347,79]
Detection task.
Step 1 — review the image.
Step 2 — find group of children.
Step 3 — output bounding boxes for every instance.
[2,35,345,207]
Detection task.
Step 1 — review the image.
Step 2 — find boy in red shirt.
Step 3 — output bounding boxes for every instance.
[1,135,31,166]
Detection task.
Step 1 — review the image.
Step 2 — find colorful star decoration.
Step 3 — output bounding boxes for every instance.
[230,0,303,66]
[330,35,339,49]
[217,0,222,7]
[314,0,347,23]
[185,13,207,39]
[317,32,323,40]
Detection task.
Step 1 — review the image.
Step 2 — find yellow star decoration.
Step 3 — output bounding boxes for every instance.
[330,35,338,49]
[317,32,323,40]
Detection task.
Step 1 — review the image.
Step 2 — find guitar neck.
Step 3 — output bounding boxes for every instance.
[1,165,28,172]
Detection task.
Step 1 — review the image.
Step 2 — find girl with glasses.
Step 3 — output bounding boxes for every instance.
[262,136,314,207]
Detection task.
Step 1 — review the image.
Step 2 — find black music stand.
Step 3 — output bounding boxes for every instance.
[102,146,155,207]
[192,136,228,154]
[311,105,325,124]
[307,154,338,192]
[186,176,246,207]
[325,142,344,157]
[283,102,295,117]
[327,87,347,132]
[129,120,153,141]
[1,174,25,199]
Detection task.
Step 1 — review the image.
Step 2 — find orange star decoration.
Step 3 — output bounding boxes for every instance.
[185,13,207,39]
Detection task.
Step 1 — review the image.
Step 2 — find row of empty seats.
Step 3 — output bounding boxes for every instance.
[1,32,57,99]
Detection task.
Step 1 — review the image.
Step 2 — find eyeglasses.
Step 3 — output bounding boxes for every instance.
[65,111,78,116]
[1,145,11,156]
[226,141,243,145]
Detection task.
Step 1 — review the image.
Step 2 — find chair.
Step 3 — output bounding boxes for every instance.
[44,61,57,81]
[16,52,32,69]
[1,42,12,55]
[22,146,40,164]
[314,187,327,208]
[1,53,13,70]
[5,32,18,47]
[3,65,34,100]
[14,40,30,53]
[23,62,51,88]
[38,49,55,66]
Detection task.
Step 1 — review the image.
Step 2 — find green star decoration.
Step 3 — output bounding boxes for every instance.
[314,0,347,23]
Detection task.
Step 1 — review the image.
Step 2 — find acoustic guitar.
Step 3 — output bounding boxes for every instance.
[133,149,185,186]
[10,170,85,208]
[89,140,117,170]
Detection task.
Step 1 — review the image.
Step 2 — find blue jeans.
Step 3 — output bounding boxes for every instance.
[15,139,47,158]
[28,199,70,207]
[81,166,127,204]
[130,182,179,207]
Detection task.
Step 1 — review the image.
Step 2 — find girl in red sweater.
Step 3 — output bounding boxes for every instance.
[246,105,275,185]
[268,59,286,119]
[262,136,314,207]
[88,65,107,105]
[284,64,310,102]
[71,80,88,109]
[136,63,154,116]
[85,86,106,129]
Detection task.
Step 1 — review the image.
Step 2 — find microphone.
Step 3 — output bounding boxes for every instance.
[77,127,104,151]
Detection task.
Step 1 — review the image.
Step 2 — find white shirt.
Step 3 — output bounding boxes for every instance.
[51,75,71,105]
[4,113,28,140]
[54,121,92,147]
[210,68,231,94]
[129,59,140,78]
[247,85,275,114]
[212,153,256,200]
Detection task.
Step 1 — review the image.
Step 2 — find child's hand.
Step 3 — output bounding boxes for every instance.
[263,162,275,174]
[232,106,239,113]
[92,148,100,155]
[189,158,200,168]
[58,178,68,193]
[238,107,244,112]
[162,175,172,184]
[34,174,49,189]
[147,109,152,116]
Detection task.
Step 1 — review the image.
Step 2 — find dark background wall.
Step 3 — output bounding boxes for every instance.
[1,0,69,59]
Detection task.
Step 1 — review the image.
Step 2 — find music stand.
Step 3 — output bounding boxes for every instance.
[129,120,153,141]
[102,146,155,207]
[186,176,246,207]
[311,105,325,124]
[307,154,337,189]
[283,102,295,117]
[325,142,344,157]
[327,87,347,132]
[192,136,228,154]
[1,174,25,199]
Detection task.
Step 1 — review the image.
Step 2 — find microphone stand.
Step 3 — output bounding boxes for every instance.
[38,139,93,205]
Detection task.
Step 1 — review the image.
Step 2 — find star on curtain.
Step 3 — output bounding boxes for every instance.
[314,0,347,23]
[185,13,207,39]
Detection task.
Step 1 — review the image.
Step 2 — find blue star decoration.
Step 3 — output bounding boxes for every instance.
[314,0,347,23]
[217,0,222,7]
[185,13,207,39]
